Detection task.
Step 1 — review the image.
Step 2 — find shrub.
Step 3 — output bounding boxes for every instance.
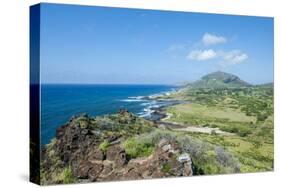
[220,125,252,137]
[211,130,217,135]
[215,146,240,172]
[202,163,220,174]
[143,129,177,143]
[257,113,268,122]
[177,136,209,159]
[176,136,218,174]
[177,135,240,174]
[57,166,75,184]
[161,163,172,174]
[124,137,154,158]
[96,117,115,130]
[221,126,239,133]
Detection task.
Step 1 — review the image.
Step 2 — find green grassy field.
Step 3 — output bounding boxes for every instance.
[163,87,274,173]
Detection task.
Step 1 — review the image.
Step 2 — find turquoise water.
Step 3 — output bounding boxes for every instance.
[41,84,176,145]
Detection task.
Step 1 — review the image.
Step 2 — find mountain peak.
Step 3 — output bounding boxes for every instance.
[189,71,250,88]
[202,71,238,80]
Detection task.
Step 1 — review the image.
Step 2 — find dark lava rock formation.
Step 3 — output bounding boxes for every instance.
[41,111,193,185]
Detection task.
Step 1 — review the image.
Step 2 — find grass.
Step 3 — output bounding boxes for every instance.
[186,132,273,173]
[99,140,110,153]
[166,103,256,137]
[59,166,75,184]
[167,103,255,126]
[123,137,154,158]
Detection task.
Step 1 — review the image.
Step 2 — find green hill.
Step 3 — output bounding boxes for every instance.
[187,71,250,89]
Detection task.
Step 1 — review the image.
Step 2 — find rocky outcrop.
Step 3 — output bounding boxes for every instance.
[124,139,193,179]
[41,111,193,185]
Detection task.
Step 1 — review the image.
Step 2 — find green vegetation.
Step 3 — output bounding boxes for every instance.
[188,71,250,89]
[99,140,110,153]
[123,129,240,175]
[161,163,172,174]
[59,166,75,184]
[123,137,154,158]
[41,139,76,185]
[90,110,154,138]
[176,132,239,174]
[187,133,273,172]
[163,84,273,173]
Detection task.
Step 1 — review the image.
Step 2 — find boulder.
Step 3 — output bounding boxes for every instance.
[88,162,104,181]
[76,160,104,181]
[106,145,127,167]
[88,149,104,161]
[124,168,142,180]
[158,138,169,147]
[76,161,93,178]
[162,144,172,152]
[183,162,193,176]
[100,161,113,176]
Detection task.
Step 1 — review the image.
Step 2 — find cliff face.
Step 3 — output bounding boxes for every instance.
[41,111,193,185]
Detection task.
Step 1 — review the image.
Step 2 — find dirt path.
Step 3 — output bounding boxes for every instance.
[173,126,234,135]
[157,121,234,136]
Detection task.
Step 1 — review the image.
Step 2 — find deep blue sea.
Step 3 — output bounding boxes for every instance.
[41,84,176,145]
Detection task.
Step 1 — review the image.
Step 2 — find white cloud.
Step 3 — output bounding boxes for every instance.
[170,33,248,67]
[187,49,217,61]
[202,33,227,46]
[187,49,248,66]
[221,50,248,64]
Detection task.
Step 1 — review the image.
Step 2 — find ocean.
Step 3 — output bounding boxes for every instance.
[41,84,177,145]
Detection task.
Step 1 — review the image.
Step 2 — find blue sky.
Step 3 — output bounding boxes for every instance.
[40,3,274,84]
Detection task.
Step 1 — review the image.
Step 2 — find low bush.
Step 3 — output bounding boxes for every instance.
[215,146,240,172]
[99,140,110,153]
[161,163,172,174]
[60,166,75,184]
[124,137,154,158]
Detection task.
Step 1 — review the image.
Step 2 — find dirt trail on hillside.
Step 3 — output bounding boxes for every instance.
[157,121,234,136]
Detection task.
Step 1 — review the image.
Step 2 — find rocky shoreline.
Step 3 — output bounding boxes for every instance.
[144,99,186,122]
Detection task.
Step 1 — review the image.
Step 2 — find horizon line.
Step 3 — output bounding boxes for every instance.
[39,83,179,86]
